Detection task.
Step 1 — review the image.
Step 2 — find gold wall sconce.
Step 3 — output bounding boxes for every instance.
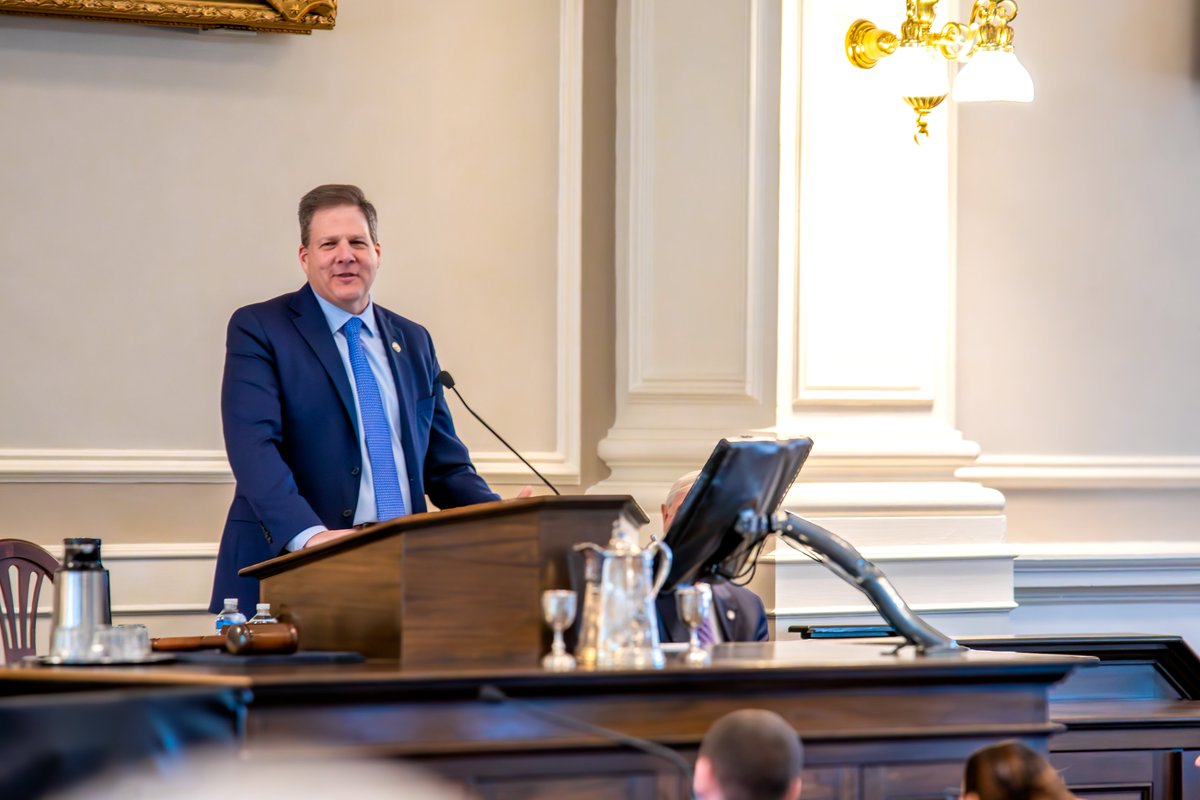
[846,0,1033,142]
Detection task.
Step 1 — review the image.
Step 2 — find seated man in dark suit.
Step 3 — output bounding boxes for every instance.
[656,471,770,643]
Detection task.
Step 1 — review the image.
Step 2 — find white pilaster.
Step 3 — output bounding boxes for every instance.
[597,0,1013,635]
[598,0,780,518]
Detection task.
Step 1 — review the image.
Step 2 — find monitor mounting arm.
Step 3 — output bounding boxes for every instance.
[739,510,959,656]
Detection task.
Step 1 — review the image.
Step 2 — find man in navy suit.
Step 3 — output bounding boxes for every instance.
[210,185,501,614]
[656,471,770,643]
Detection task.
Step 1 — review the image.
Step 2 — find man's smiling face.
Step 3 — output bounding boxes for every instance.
[299,204,381,315]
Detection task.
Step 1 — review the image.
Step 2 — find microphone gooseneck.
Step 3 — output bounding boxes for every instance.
[436,371,561,496]
[479,684,694,798]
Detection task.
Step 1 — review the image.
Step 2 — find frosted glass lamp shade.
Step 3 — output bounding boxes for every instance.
[883,43,950,98]
[952,48,1035,102]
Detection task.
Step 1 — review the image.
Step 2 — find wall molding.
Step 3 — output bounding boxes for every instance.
[771,600,1016,618]
[958,455,1200,490]
[1013,542,1200,605]
[764,543,1017,563]
[31,543,219,628]
[623,0,769,406]
[36,542,219,559]
[1015,586,1200,605]
[0,447,576,485]
[36,605,211,617]
[551,0,583,482]
[0,2,585,489]
[0,449,233,483]
[26,540,1200,632]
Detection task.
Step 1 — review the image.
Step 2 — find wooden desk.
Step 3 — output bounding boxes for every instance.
[0,639,1087,799]
[966,634,1200,800]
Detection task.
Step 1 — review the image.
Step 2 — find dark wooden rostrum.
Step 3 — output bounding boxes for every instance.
[966,634,1200,800]
[0,640,1091,799]
[240,495,647,669]
[8,636,1200,797]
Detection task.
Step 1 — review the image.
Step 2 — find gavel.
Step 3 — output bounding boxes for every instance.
[151,621,299,655]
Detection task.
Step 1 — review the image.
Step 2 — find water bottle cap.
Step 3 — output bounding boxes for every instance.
[223,598,238,607]
[256,603,271,612]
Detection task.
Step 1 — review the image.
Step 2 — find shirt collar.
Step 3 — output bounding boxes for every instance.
[313,291,377,338]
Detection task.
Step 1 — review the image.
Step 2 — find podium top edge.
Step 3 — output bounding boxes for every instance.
[239,494,647,579]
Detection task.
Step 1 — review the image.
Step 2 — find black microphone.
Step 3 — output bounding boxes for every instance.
[435,370,561,495]
[478,684,694,798]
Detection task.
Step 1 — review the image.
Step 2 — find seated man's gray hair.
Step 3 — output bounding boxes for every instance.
[664,470,703,523]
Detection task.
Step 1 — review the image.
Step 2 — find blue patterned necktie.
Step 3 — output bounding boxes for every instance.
[697,614,715,646]
[342,317,406,521]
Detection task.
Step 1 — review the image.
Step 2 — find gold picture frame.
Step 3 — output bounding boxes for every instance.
[0,0,336,35]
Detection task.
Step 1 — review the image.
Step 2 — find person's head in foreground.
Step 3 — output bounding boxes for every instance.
[694,709,803,800]
[962,740,1077,800]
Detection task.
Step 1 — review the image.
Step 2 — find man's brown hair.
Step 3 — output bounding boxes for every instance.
[964,741,1076,800]
[699,709,804,800]
[298,184,379,246]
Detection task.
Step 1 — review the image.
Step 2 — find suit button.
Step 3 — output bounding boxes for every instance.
[342,509,353,518]
[351,467,361,476]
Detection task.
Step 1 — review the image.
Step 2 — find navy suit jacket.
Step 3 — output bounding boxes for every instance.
[656,582,769,644]
[210,284,499,613]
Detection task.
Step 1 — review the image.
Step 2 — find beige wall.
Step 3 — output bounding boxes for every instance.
[0,1,566,453]
[0,1,595,635]
[956,0,1200,542]
[5,0,1197,641]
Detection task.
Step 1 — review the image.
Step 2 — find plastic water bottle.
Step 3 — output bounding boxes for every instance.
[247,603,278,624]
[215,598,247,633]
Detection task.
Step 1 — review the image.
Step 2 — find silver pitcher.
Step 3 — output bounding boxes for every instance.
[576,516,672,670]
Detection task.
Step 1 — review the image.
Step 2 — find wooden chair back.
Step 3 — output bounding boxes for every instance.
[0,540,59,664]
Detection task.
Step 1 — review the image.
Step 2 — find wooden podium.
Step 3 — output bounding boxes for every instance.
[239,495,647,669]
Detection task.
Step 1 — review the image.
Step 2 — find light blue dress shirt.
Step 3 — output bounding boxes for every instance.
[286,293,413,550]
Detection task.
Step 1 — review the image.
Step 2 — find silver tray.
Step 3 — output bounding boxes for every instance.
[25,653,176,667]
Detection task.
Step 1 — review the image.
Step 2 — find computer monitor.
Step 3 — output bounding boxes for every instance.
[661,437,813,590]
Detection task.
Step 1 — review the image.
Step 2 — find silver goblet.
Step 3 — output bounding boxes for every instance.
[675,583,713,667]
[541,589,578,671]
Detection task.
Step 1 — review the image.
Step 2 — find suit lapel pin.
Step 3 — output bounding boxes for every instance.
[391,341,401,353]
[726,609,736,620]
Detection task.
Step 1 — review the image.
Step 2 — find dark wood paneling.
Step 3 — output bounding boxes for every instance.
[861,761,962,800]
[1178,750,1200,800]
[244,683,1059,754]
[10,628,1162,800]
[475,774,667,800]
[403,517,544,668]
[799,767,858,800]
[1053,750,1166,800]
[1047,662,1181,702]
[963,635,1200,701]
[265,536,404,659]
[253,496,645,667]
[423,749,690,800]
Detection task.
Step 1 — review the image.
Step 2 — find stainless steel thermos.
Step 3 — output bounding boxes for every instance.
[51,538,113,634]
